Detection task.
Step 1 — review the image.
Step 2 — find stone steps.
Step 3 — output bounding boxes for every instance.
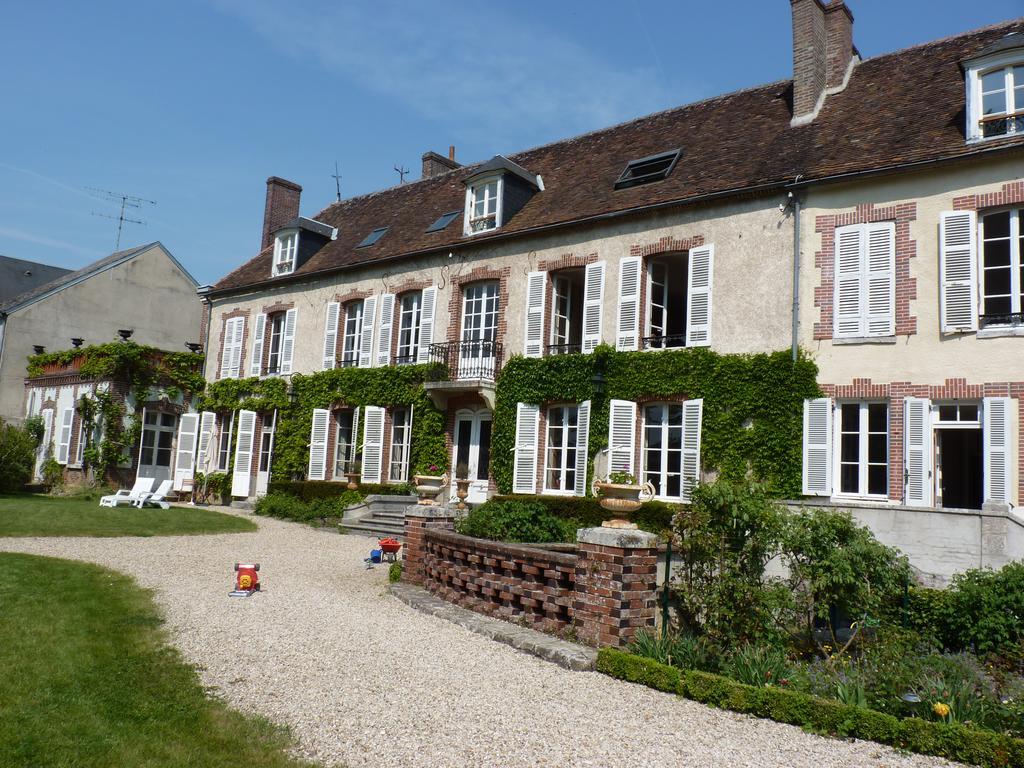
[342,494,418,540]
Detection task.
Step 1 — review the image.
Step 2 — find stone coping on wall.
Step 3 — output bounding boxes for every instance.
[782,498,1024,526]
[423,527,579,568]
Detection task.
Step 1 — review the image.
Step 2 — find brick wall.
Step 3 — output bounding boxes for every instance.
[791,0,828,120]
[952,180,1024,211]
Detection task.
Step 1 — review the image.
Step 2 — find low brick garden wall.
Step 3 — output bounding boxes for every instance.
[403,509,660,647]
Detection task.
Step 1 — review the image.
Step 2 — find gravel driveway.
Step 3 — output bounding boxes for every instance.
[0,510,964,768]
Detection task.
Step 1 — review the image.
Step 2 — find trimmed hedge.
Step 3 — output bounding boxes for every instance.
[267,480,413,502]
[597,648,1024,768]
[491,495,677,534]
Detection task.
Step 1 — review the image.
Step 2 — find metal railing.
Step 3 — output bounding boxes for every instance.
[545,342,583,356]
[428,339,503,381]
[641,333,687,350]
[981,312,1024,328]
[980,111,1024,138]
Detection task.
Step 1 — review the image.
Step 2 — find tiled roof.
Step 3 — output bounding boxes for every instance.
[0,255,71,304]
[212,18,1024,296]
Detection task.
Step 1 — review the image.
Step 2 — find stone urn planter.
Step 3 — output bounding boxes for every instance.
[454,478,471,510]
[344,472,360,491]
[413,473,448,505]
[592,478,655,530]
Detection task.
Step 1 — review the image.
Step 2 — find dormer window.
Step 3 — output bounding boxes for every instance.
[273,231,298,276]
[964,35,1024,141]
[465,177,501,234]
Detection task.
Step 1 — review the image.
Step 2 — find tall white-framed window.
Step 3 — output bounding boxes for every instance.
[258,419,275,474]
[645,253,688,349]
[265,312,286,374]
[460,281,499,378]
[396,292,423,364]
[73,419,87,467]
[140,412,176,472]
[388,407,412,482]
[333,409,359,477]
[543,404,579,494]
[835,401,888,498]
[464,177,502,235]
[975,62,1024,139]
[550,270,584,354]
[980,209,1024,323]
[217,413,234,472]
[273,231,298,276]
[341,301,364,367]
[642,403,684,499]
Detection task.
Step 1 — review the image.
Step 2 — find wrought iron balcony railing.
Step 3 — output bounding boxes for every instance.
[641,333,687,350]
[980,312,1024,329]
[545,342,583,356]
[428,339,503,381]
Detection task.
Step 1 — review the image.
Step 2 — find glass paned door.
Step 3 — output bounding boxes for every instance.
[255,411,277,496]
[139,412,177,482]
[460,282,499,379]
[452,410,492,503]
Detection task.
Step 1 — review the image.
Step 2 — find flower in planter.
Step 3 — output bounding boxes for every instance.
[932,701,950,718]
[429,465,440,474]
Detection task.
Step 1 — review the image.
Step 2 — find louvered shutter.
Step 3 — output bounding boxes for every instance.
[229,317,245,378]
[376,293,395,366]
[865,223,895,336]
[350,406,361,472]
[940,211,979,333]
[231,410,257,497]
[686,245,714,347]
[616,257,642,351]
[307,408,330,481]
[359,295,377,368]
[802,398,833,496]
[607,399,637,476]
[136,406,147,470]
[904,397,932,506]
[523,272,546,358]
[41,408,54,459]
[280,308,297,374]
[834,226,864,338]
[322,302,340,370]
[250,313,266,377]
[220,317,241,379]
[417,286,437,363]
[581,262,605,353]
[195,411,216,473]
[574,400,591,496]
[512,403,540,493]
[172,413,200,490]
[681,398,703,502]
[360,406,385,483]
[984,397,1012,505]
[56,407,74,464]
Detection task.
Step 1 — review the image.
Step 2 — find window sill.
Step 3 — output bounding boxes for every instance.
[978,326,1024,339]
[831,336,897,346]
[831,494,894,505]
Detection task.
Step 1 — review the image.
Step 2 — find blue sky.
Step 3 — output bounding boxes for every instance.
[1,1,1020,286]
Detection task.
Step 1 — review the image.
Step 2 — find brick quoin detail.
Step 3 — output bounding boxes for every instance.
[215,309,249,381]
[445,266,511,346]
[813,203,918,340]
[261,300,294,314]
[820,378,1024,503]
[538,251,598,272]
[335,289,372,305]
[953,181,1024,211]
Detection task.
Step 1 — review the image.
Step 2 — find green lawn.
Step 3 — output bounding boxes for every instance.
[0,495,257,537]
[0,552,317,767]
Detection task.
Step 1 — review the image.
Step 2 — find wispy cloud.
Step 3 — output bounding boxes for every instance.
[0,226,101,258]
[215,0,676,142]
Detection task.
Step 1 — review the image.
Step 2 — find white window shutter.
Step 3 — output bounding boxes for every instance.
[172,413,200,490]
[512,402,540,493]
[360,406,385,483]
[41,408,54,460]
[221,317,242,379]
[834,226,864,338]
[865,223,895,336]
[308,408,330,481]
[802,397,833,496]
[681,398,703,502]
[582,262,606,353]
[56,407,74,465]
[686,245,714,347]
[904,397,933,506]
[250,313,266,377]
[939,210,979,333]
[607,399,637,476]
[984,397,1012,505]
[376,293,395,366]
[417,286,437,363]
[322,302,340,370]
[350,406,361,470]
[280,308,297,374]
[359,295,377,368]
[616,257,642,351]
[195,411,216,473]
[523,272,546,358]
[574,400,591,496]
[231,410,257,497]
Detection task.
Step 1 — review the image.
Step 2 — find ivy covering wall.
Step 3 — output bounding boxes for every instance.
[490,345,820,498]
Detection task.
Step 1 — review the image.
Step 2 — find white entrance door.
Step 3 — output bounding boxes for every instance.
[452,409,492,504]
[255,411,277,497]
[138,411,177,483]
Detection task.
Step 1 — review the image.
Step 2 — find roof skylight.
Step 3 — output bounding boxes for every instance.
[357,226,389,248]
[614,149,681,190]
[425,210,461,233]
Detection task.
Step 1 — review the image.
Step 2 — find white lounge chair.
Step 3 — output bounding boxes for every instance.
[99,477,155,508]
[134,479,175,509]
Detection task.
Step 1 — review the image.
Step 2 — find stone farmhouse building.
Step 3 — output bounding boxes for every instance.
[198,1,1024,581]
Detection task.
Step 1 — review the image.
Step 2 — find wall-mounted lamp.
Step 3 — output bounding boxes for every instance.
[32,345,45,355]
[117,329,133,341]
[71,338,84,348]
[185,342,203,353]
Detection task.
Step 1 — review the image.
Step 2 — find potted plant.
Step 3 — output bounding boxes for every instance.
[454,462,471,510]
[413,464,448,505]
[344,461,361,491]
[593,472,655,529]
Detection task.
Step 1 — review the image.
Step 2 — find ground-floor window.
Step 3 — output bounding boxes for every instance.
[544,404,578,493]
[333,409,359,477]
[258,424,273,473]
[643,403,684,499]
[836,402,888,497]
[140,412,176,470]
[217,413,234,471]
[388,407,411,482]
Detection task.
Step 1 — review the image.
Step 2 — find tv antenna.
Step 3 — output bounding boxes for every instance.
[86,187,156,250]
[332,161,342,202]
[394,164,409,184]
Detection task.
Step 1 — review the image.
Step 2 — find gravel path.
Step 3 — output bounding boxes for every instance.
[0,510,965,768]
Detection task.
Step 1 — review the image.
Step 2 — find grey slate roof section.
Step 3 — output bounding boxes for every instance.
[464,155,541,189]
[971,31,1024,59]
[0,255,71,304]
[275,216,337,239]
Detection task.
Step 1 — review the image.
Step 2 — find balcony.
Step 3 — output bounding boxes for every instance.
[423,339,503,409]
[640,333,687,350]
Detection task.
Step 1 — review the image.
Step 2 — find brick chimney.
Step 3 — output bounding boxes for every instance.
[262,176,301,250]
[790,0,856,126]
[421,145,461,179]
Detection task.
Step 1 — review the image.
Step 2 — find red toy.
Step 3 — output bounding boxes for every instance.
[378,538,402,562]
[231,562,260,596]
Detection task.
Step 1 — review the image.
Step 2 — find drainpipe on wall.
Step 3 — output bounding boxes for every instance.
[789,179,804,362]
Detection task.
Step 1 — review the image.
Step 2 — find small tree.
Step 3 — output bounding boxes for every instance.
[0,419,38,493]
